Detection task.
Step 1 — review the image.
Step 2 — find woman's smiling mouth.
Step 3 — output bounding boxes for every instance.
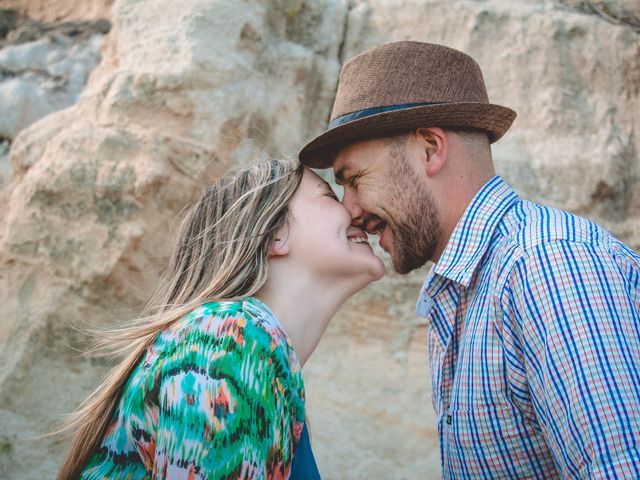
[347,227,371,246]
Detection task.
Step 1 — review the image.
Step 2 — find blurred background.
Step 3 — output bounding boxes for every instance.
[0,0,638,478]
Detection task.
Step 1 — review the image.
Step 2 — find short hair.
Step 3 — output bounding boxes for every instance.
[386,127,490,159]
[328,127,490,165]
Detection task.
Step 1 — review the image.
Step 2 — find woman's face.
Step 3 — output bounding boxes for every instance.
[284,169,385,283]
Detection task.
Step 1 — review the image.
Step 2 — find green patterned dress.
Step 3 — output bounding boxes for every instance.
[80,297,305,480]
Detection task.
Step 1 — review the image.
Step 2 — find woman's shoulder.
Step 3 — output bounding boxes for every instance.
[155,297,298,370]
[149,298,304,407]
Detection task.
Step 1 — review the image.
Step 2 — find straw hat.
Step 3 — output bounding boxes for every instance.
[299,41,516,168]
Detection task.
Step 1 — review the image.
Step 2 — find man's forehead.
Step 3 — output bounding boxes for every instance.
[332,137,387,179]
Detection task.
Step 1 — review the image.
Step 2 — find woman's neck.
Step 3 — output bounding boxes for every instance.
[254,273,354,367]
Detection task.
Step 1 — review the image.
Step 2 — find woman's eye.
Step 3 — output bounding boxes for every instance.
[325,192,339,201]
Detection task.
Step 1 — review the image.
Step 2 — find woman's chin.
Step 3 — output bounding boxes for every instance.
[342,258,386,293]
[363,256,387,282]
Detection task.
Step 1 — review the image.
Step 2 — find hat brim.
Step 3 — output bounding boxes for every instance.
[299,102,516,168]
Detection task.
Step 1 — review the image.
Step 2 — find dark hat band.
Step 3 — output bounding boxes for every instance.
[328,102,444,129]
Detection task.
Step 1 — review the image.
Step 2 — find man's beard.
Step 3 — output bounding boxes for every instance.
[386,153,440,274]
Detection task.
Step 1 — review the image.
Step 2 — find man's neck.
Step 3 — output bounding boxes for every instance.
[432,171,496,263]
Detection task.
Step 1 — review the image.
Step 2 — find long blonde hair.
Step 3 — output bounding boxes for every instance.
[57,159,305,479]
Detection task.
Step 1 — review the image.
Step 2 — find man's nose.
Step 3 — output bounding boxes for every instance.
[341,188,364,222]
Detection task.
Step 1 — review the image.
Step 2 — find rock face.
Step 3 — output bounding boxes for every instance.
[0,11,110,186]
[0,0,114,23]
[560,0,640,29]
[0,0,638,479]
[0,0,347,478]
[0,24,107,138]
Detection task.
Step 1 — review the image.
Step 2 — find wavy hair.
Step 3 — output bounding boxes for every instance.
[56,158,305,479]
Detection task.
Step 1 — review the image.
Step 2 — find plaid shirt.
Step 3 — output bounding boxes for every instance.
[416,176,640,479]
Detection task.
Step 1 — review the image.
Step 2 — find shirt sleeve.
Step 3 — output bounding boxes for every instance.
[505,240,640,479]
[150,315,300,479]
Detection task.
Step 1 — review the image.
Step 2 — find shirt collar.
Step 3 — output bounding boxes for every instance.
[432,176,519,288]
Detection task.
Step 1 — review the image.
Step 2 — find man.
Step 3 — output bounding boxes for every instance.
[299,41,640,478]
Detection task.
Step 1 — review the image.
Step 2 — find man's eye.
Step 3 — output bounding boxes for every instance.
[348,175,359,188]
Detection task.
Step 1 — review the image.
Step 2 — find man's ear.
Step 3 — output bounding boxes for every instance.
[415,127,448,177]
[268,226,290,258]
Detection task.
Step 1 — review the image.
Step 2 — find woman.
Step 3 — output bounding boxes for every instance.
[57,159,385,479]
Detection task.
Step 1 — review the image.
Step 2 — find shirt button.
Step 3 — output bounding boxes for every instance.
[446,415,452,425]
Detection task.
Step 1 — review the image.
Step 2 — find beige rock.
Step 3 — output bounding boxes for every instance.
[559,1,640,29]
[304,261,440,479]
[0,0,638,479]
[0,0,114,23]
[0,0,346,478]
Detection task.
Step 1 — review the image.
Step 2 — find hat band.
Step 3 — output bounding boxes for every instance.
[328,102,444,129]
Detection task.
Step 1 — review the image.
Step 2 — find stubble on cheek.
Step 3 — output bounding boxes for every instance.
[386,156,440,274]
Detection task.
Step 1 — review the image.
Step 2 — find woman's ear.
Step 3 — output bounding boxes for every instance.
[268,226,290,258]
[415,127,448,177]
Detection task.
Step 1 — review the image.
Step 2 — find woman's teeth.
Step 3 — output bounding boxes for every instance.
[349,237,369,244]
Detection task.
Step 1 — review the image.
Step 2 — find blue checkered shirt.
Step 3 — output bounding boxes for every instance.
[416,176,640,479]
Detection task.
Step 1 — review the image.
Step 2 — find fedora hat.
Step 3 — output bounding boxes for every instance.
[299,41,516,168]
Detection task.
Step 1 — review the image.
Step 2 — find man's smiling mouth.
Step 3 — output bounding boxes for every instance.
[364,217,387,236]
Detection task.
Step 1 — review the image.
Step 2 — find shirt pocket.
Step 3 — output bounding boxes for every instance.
[443,404,558,478]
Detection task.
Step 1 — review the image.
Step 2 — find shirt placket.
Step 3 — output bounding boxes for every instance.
[421,282,463,477]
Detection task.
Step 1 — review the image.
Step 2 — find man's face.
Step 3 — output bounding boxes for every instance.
[333,135,441,274]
